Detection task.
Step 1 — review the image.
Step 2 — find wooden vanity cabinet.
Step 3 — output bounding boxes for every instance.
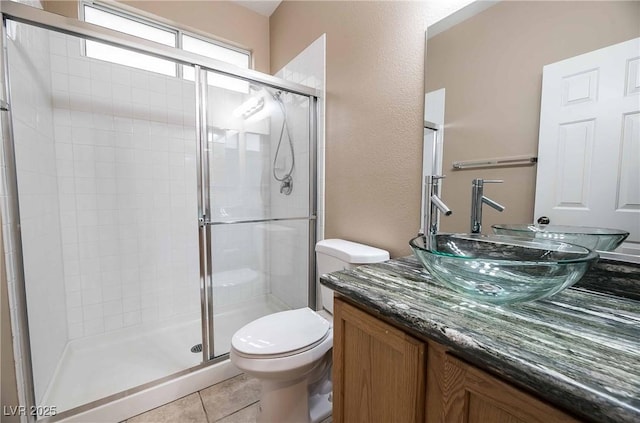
[332,296,426,423]
[426,342,581,423]
[333,297,582,423]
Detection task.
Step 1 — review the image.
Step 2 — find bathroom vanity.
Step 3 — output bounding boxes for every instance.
[321,257,640,423]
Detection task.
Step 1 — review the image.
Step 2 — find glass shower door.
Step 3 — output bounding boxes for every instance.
[202,71,313,357]
[5,21,203,413]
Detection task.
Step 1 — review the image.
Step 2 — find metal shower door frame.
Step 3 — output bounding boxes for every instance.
[197,70,319,361]
[0,2,320,420]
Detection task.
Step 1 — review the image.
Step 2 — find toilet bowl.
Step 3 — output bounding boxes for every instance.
[231,308,333,423]
[230,239,389,423]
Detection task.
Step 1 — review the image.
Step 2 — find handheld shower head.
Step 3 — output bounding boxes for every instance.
[271,89,295,195]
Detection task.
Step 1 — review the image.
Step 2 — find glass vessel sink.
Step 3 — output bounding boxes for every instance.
[409,234,598,305]
[492,224,629,251]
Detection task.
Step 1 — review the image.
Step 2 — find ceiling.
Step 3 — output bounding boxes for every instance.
[233,0,282,17]
[427,0,499,38]
[232,0,498,32]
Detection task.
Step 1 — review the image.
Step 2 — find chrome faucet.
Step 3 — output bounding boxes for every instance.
[470,178,505,233]
[423,175,452,249]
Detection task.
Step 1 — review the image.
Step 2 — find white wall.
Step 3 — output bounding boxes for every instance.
[6,20,68,405]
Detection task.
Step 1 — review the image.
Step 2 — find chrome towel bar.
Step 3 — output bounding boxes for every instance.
[452,155,537,170]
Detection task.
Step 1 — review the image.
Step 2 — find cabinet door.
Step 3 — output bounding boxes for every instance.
[427,342,581,423]
[333,297,426,423]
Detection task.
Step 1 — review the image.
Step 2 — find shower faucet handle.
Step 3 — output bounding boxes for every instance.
[279,176,293,195]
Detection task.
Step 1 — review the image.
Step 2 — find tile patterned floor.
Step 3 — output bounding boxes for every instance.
[124,374,332,423]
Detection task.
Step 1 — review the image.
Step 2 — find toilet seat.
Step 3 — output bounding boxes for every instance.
[231,307,331,359]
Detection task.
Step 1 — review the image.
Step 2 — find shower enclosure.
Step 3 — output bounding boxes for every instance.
[0,3,318,420]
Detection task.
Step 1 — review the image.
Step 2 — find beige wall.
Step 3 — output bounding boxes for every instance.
[271,1,427,258]
[426,0,640,233]
[43,0,270,73]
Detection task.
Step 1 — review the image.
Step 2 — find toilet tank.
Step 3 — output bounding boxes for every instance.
[315,239,389,313]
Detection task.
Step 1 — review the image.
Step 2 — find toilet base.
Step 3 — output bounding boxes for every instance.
[257,378,304,423]
[309,391,332,423]
[256,378,332,423]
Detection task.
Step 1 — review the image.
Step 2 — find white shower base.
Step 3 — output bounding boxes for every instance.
[44,295,286,414]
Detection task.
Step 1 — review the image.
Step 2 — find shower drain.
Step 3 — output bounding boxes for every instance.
[190,343,203,353]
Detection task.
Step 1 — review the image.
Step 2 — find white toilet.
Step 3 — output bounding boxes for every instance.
[230,239,390,423]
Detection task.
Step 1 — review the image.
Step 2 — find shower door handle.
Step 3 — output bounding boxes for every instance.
[202,216,317,226]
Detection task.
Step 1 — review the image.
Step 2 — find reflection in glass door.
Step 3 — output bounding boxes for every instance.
[203,73,313,357]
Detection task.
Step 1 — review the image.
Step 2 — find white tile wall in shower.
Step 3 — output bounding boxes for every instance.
[274,34,326,309]
[210,224,269,310]
[205,78,316,311]
[268,93,310,219]
[48,32,201,340]
[6,21,69,405]
[206,84,273,311]
[256,94,310,310]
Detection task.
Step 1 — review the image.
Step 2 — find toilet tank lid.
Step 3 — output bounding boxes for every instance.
[315,239,390,264]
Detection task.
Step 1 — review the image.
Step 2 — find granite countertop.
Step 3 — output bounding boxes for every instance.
[320,256,640,423]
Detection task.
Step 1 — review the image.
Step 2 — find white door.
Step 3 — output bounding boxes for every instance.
[535,37,640,243]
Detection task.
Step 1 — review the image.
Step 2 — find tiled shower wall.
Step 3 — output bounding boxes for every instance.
[273,34,326,309]
[206,80,313,311]
[261,93,310,309]
[6,20,68,405]
[207,84,270,308]
[214,34,329,311]
[47,31,201,340]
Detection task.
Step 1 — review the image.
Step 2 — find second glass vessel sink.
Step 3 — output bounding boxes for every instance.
[491,224,629,251]
[409,234,598,305]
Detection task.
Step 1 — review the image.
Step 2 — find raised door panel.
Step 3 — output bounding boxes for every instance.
[618,112,640,211]
[333,297,426,423]
[427,343,581,423]
[467,394,525,423]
